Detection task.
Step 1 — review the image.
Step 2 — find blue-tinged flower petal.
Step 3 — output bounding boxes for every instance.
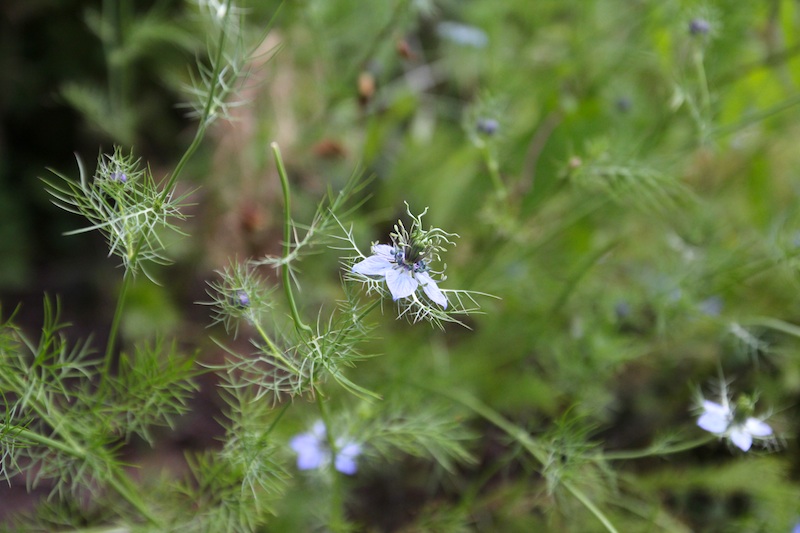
[371,244,395,258]
[730,428,753,452]
[437,21,489,48]
[311,420,327,438]
[385,268,418,300]
[697,401,730,434]
[334,442,362,475]
[353,254,394,276]
[744,418,772,437]
[290,433,328,470]
[416,271,448,308]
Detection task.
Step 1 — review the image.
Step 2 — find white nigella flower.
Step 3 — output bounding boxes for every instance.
[353,243,448,308]
[697,398,773,452]
[352,206,454,310]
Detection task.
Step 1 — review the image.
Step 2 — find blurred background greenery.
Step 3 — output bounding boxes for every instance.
[3,0,800,530]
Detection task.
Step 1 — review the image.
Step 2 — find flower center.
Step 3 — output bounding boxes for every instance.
[393,247,428,273]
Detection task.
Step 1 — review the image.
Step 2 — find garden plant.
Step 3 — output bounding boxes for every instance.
[2,0,800,531]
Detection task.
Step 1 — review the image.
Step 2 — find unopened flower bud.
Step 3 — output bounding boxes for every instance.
[477,118,499,136]
[689,18,710,36]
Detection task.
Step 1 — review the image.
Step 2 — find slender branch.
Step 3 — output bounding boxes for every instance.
[436,389,619,533]
[97,271,134,400]
[14,426,162,527]
[479,143,506,198]
[253,321,301,374]
[105,469,163,526]
[692,48,711,144]
[601,435,714,461]
[271,142,313,335]
[163,2,231,195]
[566,483,619,533]
[14,426,86,459]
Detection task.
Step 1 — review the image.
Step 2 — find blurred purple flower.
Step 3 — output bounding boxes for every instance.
[290,421,362,475]
[476,118,499,136]
[689,18,710,36]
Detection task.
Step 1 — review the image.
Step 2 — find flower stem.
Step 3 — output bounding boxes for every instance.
[15,426,162,527]
[480,143,506,198]
[271,142,313,336]
[601,435,714,461]
[315,393,347,532]
[692,47,711,144]
[105,468,163,527]
[97,271,134,400]
[15,426,85,458]
[434,388,619,533]
[162,2,231,195]
[253,321,301,374]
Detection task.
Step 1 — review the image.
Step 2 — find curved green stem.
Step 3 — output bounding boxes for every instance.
[602,435,714,461]
[264,401,291,438]
[97,272,134,400]
[162,2,231,196]
[480,143,506,198]
[106,468,163,527]
[253,321,301,374]
[271,142,313,335]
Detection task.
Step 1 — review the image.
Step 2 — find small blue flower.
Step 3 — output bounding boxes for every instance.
[109,172,128,183]
[289,421,362,475]
[353,244,448,308]
[697,399,772,452]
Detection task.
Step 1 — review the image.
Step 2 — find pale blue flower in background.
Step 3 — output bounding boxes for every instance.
[437,21,489,48]
[290,421,362,475]
[333,441,362,475]
[698,295,723,316]
[353,244,448,308]
[697,399,773,452]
